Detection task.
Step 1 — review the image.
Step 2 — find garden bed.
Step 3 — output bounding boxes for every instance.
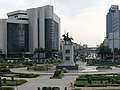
[74,74,120,87]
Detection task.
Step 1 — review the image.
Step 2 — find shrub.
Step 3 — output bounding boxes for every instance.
[64,87,67,90]
[42,87,48,90]
[87,84,106,87]
[37,87,40,90]
[0,69,12,73]
[3,78,6,83]
[33,66,47,71]
[18,73,39,78]
[96,66,112,70]
[76,78,87,81]
[48,87,52,90]
[11,76,14,81]
[74,81,85,87]
[0,87,14,90]
[52,87,60,90]
[100,78,103,84]
[111,78,115,84]
[108,78,111,83]
[52,70,64,78]
[115,80,120,84]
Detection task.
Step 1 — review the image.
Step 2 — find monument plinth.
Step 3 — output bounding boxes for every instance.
[56,33,78,70]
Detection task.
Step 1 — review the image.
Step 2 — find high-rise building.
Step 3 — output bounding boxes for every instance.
[106,5,120,49]
[0,5,60,58]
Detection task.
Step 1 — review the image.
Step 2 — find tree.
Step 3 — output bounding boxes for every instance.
[34,48,45,61]
[97,44,112,59]
[114,48,120,55]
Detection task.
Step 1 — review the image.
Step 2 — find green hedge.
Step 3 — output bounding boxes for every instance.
[0,69,12,74]
[76,78,87,81]
[17,73,39,78]
[0,87,14,90]
[42,87,60,90]
[51,70,64,79]
[74,74,120,87]
[2,80,27,86]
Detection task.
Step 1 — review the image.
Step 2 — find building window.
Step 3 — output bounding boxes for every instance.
[66,56,70,60]
[7,23,29,53]
[66,50,70,54]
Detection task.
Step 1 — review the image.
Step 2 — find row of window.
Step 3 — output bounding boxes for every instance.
[7,23,29,52]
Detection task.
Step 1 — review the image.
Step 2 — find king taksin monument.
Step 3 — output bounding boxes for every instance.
[56,32,78,70]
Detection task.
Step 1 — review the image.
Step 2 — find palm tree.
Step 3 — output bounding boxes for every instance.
[34,48,45,61]
[40,48,45,58]
[34,48,40,62]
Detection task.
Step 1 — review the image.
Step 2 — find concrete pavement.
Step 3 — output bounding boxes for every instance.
[15,75,76,90]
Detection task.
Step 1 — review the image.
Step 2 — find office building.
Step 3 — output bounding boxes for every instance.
[106,5,120,49]
[0,5,60,58]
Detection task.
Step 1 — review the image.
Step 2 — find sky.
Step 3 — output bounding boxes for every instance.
[0,0,120,47]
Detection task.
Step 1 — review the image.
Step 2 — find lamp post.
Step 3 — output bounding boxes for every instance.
[111,9,115,62]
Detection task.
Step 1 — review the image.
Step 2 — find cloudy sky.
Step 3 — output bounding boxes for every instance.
[0,0,120,47]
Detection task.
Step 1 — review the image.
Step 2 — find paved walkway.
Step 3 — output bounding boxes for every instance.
[10,67,120,90]
[10,67,120,76]
[15,75,76,90]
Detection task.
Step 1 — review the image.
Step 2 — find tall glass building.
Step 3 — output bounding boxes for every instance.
[106,5,120,49]
[45,19,59,57]
[7,23,29,57]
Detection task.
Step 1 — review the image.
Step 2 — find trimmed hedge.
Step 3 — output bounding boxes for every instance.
[74,74,120,87]
[42,87,60,90]
[0,87,14,90]
[51,70,64,79]
[17,73,39,78]
[0,69,12,74]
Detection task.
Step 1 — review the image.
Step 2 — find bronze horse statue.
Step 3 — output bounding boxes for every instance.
[62,32,73,43]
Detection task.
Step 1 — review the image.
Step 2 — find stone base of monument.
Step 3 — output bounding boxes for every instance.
[56,65,78,70]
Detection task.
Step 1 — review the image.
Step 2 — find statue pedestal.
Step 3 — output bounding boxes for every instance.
[56,43,78,70]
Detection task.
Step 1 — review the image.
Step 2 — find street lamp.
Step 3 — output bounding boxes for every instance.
[111,9,115,62]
